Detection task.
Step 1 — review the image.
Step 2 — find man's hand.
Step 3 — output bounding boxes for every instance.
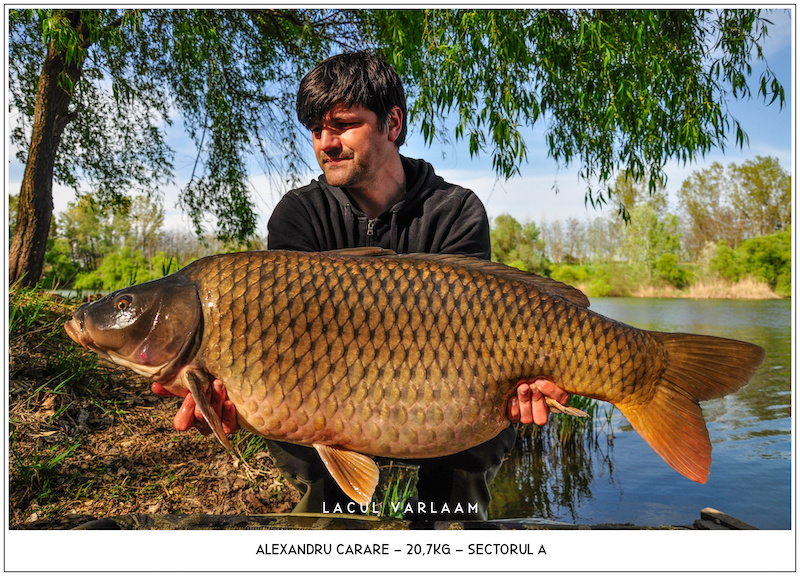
[507,379,569,426]
[151,379,239,436]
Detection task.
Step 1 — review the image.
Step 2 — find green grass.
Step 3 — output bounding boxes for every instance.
[372,462,419,518]
[8,286,117,521]
[10,436,84,502]
[8,286,50,338]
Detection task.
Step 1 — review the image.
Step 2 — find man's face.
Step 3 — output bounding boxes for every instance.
[311,103,400,190]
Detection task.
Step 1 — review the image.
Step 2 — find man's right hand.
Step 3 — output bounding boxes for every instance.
[151,379,239,436]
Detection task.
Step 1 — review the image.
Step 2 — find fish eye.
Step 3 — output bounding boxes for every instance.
[115,296,132,312]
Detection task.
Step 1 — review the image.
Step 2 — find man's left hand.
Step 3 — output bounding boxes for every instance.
[507,379,569,426]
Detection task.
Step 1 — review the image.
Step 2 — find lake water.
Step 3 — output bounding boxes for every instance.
[487,298,793,529]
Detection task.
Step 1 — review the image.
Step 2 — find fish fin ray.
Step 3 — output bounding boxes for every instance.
[313,443,379,506]
[184,369,235,453]
[656,333,765,400]
[545,397,590,418]
[619,387,712,483]
[619,333,764,483]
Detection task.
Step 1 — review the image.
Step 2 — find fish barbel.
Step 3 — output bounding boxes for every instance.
[64,248,765,505]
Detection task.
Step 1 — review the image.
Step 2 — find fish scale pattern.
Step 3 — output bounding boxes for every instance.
[182,250,659,458]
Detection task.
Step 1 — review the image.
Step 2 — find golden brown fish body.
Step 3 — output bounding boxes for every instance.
[65,249,765,504]
[188,250,642,456]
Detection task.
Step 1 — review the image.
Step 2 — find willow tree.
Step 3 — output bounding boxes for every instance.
[9,8,786,286]
[9,9,356,285]
[370,10,786,206]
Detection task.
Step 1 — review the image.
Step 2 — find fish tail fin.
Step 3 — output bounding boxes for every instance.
[617,333,764,483]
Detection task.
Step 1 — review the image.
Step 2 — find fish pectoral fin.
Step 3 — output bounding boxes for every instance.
[545,397,590,418]
[184,369,235,453]
[313,443,379,506]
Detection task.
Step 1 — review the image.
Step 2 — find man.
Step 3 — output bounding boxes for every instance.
[156,51,568,520]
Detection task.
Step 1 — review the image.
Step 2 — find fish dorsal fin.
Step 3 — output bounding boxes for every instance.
[402,253,591,309]
[321,249,590,308]
[313,443,379,506]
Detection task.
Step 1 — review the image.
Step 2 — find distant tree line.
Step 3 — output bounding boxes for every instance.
[9,193,264,291]
[490,156,790,297]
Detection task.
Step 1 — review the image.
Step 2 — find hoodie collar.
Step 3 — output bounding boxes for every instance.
[315,156,445,252]
[318,155,442,219]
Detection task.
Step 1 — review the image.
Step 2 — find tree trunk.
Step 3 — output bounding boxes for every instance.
[8,16,84,287]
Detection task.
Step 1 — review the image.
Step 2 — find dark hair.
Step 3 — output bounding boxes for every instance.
[296,51,407,147]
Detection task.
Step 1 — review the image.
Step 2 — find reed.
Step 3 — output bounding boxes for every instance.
[518,396,613,451]
[633,277,780,299]
[685,277,780,299]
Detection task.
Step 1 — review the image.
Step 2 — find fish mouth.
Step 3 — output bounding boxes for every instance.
[64,317,94,350]
[63,314,111,356]
[64,316,113,363]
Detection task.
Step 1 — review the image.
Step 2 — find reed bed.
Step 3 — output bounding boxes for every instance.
[633,277,780,299]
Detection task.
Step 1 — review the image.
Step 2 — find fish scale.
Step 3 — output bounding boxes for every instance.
[65,248,765,505]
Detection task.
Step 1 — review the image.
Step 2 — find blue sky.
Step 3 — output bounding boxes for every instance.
[10,8,793,234]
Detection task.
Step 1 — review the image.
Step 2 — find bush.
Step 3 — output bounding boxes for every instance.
[775,272,791,298]
[710,228,790,296]
[738,229,791,293]
[551,263,636,297]
[710,242,743,281]
[551,264,590,286]
[40,238,80,289]
[587,263,637,297]
[654,253,690,289]
[73,248,150,291]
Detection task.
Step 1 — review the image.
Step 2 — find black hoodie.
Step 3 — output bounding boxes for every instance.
[267,156,491,259]
[265,154,516,480]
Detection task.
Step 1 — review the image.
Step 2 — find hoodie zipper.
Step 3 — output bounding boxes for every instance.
[366,218,375,246]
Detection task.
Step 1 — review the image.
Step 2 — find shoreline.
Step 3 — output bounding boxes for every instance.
[575,277,784,300]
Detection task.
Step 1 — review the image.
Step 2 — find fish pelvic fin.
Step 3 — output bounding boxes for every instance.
[313,443,379,506]
[619,333,765,484]
[545,397,590,418]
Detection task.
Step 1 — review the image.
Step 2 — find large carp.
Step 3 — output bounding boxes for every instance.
[65,249,764,505]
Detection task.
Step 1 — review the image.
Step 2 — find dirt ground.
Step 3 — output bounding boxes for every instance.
[8,290,300,530]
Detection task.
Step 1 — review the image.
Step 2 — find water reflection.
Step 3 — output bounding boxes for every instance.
[489,429,617,523]
[488,298,791,529]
